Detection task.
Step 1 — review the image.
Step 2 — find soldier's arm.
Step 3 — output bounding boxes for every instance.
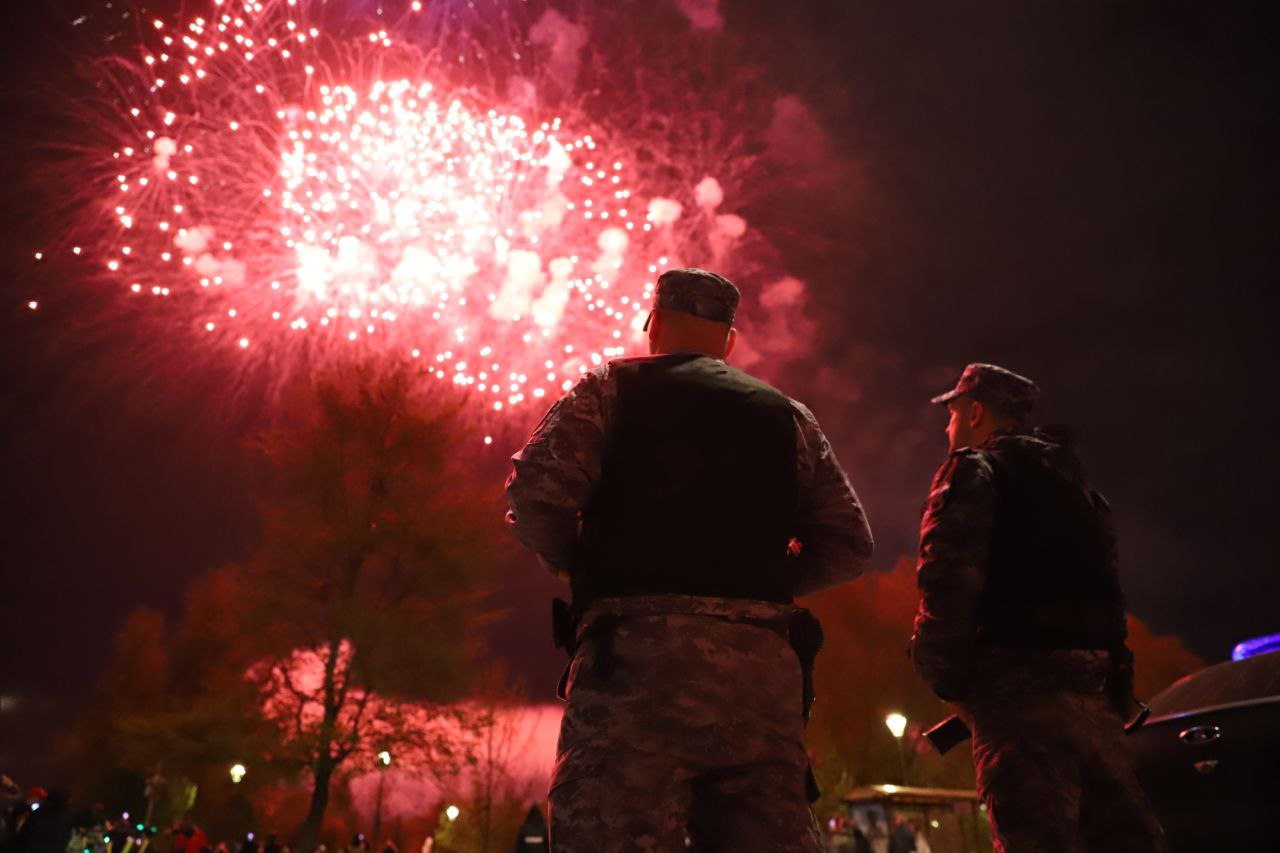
[910,449,997,700]
[790,401,875,596]
[504,367,610,577]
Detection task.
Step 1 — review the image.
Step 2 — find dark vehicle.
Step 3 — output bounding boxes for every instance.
[1129,648,1280,851]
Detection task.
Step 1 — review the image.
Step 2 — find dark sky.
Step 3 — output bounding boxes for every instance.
[2,0,1277,786]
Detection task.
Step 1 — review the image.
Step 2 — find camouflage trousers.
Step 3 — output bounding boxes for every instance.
[967,651,1169,853]
[548,595,821,853]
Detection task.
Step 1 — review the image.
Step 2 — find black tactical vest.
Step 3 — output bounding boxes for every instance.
[575,353,800,604]
[977,435,1127,650]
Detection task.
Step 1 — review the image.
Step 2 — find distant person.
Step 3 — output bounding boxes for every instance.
[177,822,210,853]
[867,818,889,853]
[0,775,22,848]
[10,788,71,853]
[513,804,549,852]
[849,822,872,853]
[913,825,931,853]
[888,816,915,853]
[506,268,873,850]
[911,364,1169,852]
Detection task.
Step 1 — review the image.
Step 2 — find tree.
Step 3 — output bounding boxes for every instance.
[803,559,975,815]
[442,666,545,853]
[241,361,504,849]
[1127,614,1205,701]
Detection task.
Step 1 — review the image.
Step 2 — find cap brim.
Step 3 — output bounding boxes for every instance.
[930,389,962,405]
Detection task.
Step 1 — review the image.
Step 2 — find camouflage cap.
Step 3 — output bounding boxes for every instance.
[653,267,740,325]
[931,363,1039,420]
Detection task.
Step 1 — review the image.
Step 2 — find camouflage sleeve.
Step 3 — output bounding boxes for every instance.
[504,365,614,577]
[790,401,875,596]
[910,449,997,700]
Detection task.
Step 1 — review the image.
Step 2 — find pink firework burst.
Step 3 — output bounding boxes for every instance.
[77,0,691,417]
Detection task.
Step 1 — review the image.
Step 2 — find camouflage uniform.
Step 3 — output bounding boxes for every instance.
[911,364,1167,853]
[550,595,819,852]
[506,269,873,851]
[505,359,873,593]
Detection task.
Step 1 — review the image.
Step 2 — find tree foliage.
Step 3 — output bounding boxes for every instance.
[61,362,507,848]
[242,361,505,847]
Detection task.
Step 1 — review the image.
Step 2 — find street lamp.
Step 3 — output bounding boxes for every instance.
[374,750,392,841]
[445,805,460,822]
[884,713,909,785]
[229,763,247,784]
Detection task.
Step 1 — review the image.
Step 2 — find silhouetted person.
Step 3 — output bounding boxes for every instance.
[507,268,873,850]
[911,364,1168,852]
[888,816,915,853]
[513,804,548,852]
[11,788,71,853]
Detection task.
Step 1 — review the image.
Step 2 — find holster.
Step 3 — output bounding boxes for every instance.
[787,608,824,722]
[787,608,824,803]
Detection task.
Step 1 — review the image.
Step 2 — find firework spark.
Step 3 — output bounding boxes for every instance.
[74,0,717,416]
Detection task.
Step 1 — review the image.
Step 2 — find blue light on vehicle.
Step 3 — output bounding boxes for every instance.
[1231,633,1280,661]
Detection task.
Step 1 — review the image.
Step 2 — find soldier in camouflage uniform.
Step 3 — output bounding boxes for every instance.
[506,268,874,851]
[910,364,1167,853]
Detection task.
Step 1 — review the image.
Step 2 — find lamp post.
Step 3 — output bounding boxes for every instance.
[885,713,909,786]
[373,750,392,843]
[229,763,247,784]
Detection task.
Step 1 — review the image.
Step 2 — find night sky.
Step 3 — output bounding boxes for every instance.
[2,0,1277,787]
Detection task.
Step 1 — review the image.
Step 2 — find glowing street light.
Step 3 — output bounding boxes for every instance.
[445,804,460,822]
[885,713,909,785]
[373,750,393,840]
[229,763,247,784]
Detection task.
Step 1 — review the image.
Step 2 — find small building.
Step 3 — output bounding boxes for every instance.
[841,784,992,853]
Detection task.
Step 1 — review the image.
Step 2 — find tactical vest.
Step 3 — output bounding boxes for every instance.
[574,353,800,604]
[977,439,1127,650]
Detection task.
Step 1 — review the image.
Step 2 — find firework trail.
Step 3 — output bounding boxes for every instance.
[51,0,790,427]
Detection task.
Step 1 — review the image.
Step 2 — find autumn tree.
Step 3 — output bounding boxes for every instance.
[803,558,975,814]
[241,361,504,849]
[57,567,276,839]
[428,666,545,852]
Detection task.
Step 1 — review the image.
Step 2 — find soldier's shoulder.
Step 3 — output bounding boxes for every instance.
[607,354,659,367]
[934,446,996,485]
[947,445,993,466]
[721,361,796,402]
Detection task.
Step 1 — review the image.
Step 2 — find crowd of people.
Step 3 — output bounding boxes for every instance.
[1,777,412,853]
[826,815,932,853]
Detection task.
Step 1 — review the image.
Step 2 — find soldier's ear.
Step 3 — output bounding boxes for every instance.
[968,400,986,427]
[723,327,737,358]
